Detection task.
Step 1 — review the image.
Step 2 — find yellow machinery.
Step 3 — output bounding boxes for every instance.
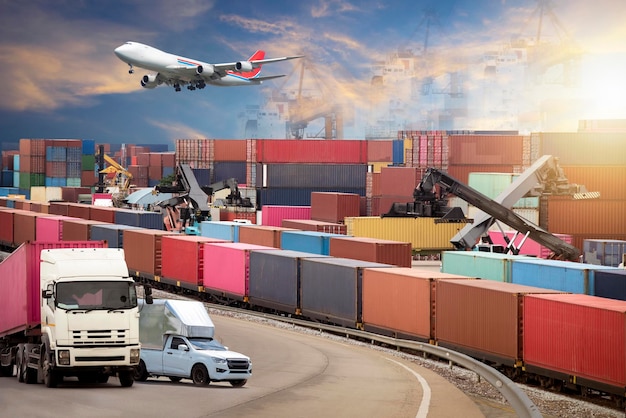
[98,153,133,192]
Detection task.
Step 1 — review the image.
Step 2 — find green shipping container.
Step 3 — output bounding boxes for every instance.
[441,251,525,282]
[19,172,45,189]
[468,172,539,209]
[82,154,95,171]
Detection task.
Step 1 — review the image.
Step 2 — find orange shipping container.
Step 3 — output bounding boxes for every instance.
[89,206,118,223]
[281,219,347,234]
[547,198,626,235]
[238,225,296,248]
[362,268,473,340]
[330,236,412,267]
[61,219,108,241]
[66,202,91,220]
[123,229,178,276]
[379,166,424,197]
[214,139,247,161]
[310,192,360,223]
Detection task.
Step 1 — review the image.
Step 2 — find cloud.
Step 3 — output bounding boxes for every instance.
[148,119,211,140]
[310,0,361,18]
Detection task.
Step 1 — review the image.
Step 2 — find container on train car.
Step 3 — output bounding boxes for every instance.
[114,208,164,230]
[161,235,228,289]
[435,280,565,365]
[280,230,345,255]
[510,258,618,295]
[14,210,55,246]
[90,224,143,248]
[523,294,626,396]
[592,269,626,301]
[89,206,118,223]
[0,208,15,246]
[237,225,295,248]
[248,249,329,314]
[65,202,91,219]
[61,219,108,241]
[441,251,526,282]
[362,268,474,341]
[344,217,461,251]
[199,220,242,242]
[329,236,413,267]
[583,239,626,267]
[35,215,77,241]
[281,219,347,234]
[123,229,179,278]
[299,257,392,328]
[202,242,275,299]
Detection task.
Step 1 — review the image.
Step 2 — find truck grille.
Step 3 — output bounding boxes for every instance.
[227,359,250,370]
[71,329,128,345]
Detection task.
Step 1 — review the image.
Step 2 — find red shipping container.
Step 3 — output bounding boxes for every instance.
[61,187,91,203]
[256,139,368,164]
[329,236,412,267]
[214,139,247,161]
[560,166,626,201]
[219,209,257,223]
[310,192,360,223]
[0,241,106,337]
[161,152,176,167]
[524,294,626,390]
[148,165,162,181]
[46,161,67,177]
[161,235,227,287]
[281,219,347,234]
[137,153,150,166]
[81,170,97,187]
[0,208,15,245]
[149,152,163,168]
[66,202,91,219]
[367,140,394,162]
[89,206,117,223]
[379,167,424,197]
[202,242,274,297]
[448,135,524,165]
[261,205,311,227]
[48,201,70,216]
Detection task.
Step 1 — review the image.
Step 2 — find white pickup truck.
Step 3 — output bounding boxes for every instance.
[134,299,252,387]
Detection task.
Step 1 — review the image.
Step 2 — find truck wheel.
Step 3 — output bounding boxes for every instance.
[119,370,134,387]
[133,360,148,382]
[230,379,247,388]
[16,344,24,383]
[43,350,59,388]
[168,376,182,383]
[191,364,209,385]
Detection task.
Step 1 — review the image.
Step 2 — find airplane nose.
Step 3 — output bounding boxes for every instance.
[114,45,125,58]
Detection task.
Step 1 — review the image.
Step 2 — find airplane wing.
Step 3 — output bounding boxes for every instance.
[213,55,304,74]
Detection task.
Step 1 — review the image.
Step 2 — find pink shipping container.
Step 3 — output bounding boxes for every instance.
[261,205,311,227]
[281,219,348,234]
[202,242,275,298]
[310,192,360,223]
[36,215,77,241]
[255,139,368,164]
[435,280,564,364]
[362,268,473,340]
[0,241,106,337]
[161,235,228,288]
[329,236,412,267]
[488,230,574,259]
[524,294,626,393]
[15,211,56,246]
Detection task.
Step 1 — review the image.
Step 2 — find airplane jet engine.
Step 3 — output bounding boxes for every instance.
[196,64,214,77]
[235,61,253,72]
[141,74,159,89]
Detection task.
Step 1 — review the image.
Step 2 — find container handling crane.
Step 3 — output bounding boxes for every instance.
[383,155,600,261]
[155,164,254,234]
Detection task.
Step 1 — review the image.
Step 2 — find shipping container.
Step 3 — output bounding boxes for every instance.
[448,135,524,165]
[311,192,361,223]
[0,208,15,245]
[559,165,626,201]
[90,224,143,248]
[48,201,70,216]
[161,235,228,289]
[366,140,394,162]
[547,198,626,236]
[0,240,106,337]
[238,225,295,248]
[257,163,367,188]
[257,187,365,207]
[446,164,517,184]
[280,230,344,255]
[487,230,574,259]
[66,202,91,219]
[582,239,626,267]
[214,139,247,161]
[594,269,626,301]
[539,132,626,166]
[261,205,311,226]
[435,279,564,365]
[123,229,179,277]
[510,258,619,295]
[523,294,626,394]
[36,215,77,242]
[61,219,108,241]
[89,206,118,223]
[248,249,329,314]
[329,236,412,267]
[362,268,473,340]
[199,220,241,241]
[214,161,247,185]
[379,166,424,197]
[202,242,275,298]
[281,219,347,234]
[299,257,392,327]
[468,172,539,208]
[14,210,55,246]
[255,139,368,164]
[345,217,461,251]
[441,251,526,282]
[114,208,164,230]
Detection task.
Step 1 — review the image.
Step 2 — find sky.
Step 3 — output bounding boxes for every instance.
[1,0,625,150]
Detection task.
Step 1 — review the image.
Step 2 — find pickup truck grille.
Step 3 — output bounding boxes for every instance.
[227,359,250,370]
[71,329,128,345]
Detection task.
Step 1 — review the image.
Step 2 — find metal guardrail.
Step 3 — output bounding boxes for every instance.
[272,316,543,418]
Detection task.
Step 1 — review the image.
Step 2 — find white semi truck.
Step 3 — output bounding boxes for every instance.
[0,242,151,387]
[134,299,252,386]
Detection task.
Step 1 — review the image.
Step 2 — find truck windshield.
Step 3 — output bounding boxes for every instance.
[188,337,226,351]
[56,281,137,310]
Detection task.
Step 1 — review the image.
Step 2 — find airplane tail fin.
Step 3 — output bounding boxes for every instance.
[242,50,265,79]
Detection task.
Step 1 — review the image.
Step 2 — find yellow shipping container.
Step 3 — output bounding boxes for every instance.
[345,216,462,251]
[368,162,390,173]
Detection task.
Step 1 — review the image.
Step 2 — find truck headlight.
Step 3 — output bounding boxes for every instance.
[130,349,140,364]
[211,357,227,364]
[58,350,70,365]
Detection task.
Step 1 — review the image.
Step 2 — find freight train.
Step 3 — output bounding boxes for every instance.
[0,202,624,409]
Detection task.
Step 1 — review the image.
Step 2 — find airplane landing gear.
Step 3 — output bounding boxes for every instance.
[174,84,181,92]
[128,64,134,74]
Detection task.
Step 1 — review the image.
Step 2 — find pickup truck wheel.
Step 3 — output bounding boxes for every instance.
[168,376,182,383]
[230,379,247,388]
[133,360,148,381]
[119,370,134,387]
[191,364,209,385]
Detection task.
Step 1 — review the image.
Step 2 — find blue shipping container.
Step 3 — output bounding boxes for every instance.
[257,164,367,188]
[392,140,404,165]
[214,161,247,185]
[46,146,67,162]
[13,155,20,171]
[90,224,143,248]
[258,187,365,207]
[280,230,343,255]
[594,269,626,301]
[82,139,96,155]
[114,209,164,230]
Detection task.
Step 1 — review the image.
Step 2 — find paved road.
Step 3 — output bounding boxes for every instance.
[0,313,485,417]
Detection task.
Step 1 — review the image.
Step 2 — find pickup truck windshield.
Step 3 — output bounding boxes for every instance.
[188,337,226,351]
[56,281,138,310]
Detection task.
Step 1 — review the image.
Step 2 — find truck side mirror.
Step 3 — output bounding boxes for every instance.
[42,283,54,299]
[177,344,189,351]
[144,285,153,304]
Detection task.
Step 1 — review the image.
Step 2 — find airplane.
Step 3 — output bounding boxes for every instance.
[114,41,303,92]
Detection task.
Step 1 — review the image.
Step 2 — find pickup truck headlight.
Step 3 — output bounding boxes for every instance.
[130,349,140,364]
[58,350,70,365]
[211,357,227,364]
